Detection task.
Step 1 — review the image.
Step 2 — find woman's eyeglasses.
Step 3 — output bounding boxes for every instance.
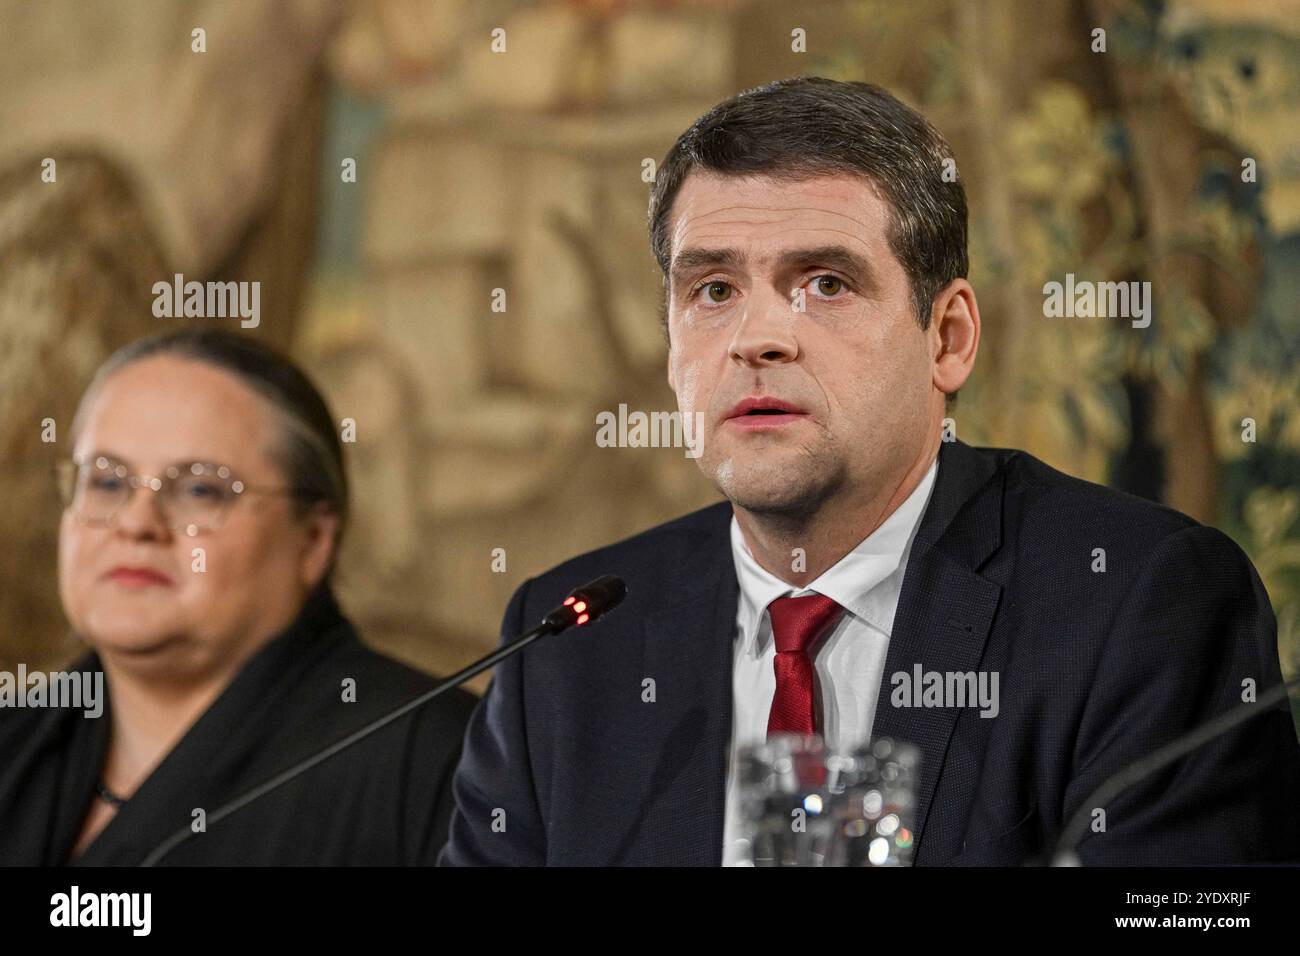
[55,454,301,537]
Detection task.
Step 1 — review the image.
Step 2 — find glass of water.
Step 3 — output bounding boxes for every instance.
[736,734,921,866]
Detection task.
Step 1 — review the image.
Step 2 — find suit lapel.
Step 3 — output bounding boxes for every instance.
[870,439,1004,861]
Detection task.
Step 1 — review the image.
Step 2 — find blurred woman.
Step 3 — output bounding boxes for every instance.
[0,328,477,865]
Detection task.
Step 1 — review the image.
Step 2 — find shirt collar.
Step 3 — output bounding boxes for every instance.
[729,454,939,655]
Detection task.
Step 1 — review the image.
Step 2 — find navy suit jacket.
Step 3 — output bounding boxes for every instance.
[439,439,1300,865]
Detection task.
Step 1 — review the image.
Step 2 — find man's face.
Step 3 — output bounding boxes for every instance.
[665,171,938,517]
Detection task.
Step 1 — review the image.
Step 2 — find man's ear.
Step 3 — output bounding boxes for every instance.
[930,278,980,397]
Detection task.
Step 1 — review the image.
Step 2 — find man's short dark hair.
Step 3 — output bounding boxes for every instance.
[648,76,968,333]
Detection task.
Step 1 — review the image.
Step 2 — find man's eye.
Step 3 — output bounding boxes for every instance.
[812,275,846,297]
[695,280,733,304]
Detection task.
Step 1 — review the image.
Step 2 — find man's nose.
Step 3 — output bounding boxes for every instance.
[728,287,800,367]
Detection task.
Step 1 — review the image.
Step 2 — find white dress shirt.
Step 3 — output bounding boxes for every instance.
[721,456,939,865]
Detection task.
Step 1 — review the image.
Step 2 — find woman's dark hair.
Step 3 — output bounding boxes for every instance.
[648,75,969,332]
[71,327,349,581]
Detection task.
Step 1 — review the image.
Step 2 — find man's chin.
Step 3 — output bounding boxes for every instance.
[703,449,842,516]
[715,475,831,518]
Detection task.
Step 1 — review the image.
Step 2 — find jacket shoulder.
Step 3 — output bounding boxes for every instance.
[980,444,1203,552]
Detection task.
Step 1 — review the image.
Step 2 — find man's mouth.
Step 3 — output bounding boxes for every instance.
[724,396,809,430]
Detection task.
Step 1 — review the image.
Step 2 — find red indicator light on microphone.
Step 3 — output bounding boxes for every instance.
[577,613,589,625]
[573,601,587,614]
[563,596,576,606]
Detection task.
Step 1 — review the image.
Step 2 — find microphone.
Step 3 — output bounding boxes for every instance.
[541,575,627,631]
[1049,671,1300,865]
[139,574,627,867]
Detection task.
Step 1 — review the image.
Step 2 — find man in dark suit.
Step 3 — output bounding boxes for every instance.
[439,77,1300,866]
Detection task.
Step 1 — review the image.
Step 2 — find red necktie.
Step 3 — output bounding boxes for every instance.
[766,593,845,737]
